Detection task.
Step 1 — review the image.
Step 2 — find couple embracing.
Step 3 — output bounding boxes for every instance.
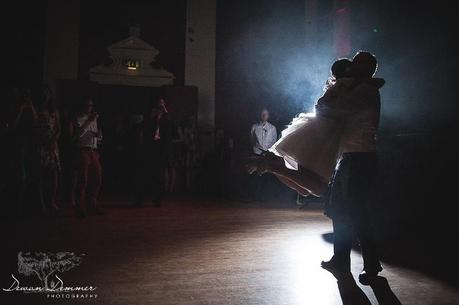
[249,51,385,283]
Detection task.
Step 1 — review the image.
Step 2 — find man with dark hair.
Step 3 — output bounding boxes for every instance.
[321,51,383,284]
[134,97,173,207]
[352,51,378,80]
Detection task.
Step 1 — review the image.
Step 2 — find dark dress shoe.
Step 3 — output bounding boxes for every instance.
[321,257,351,272]
[358,269,382,285]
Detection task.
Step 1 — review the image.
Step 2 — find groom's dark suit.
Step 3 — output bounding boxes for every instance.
[327,79,384,274]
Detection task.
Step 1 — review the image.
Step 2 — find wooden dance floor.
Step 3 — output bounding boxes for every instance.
[1,199,458,305]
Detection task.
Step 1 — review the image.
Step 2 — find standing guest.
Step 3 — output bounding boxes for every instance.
[182,116,200,192]
[135,97,173,207]
[165,120,182,194]
[112,114,128,195]
[70,97,105,218]
[250,108,277,156]
[59,109,79,207]
[248,108,277,201]
[7,88,39,214]
[35,85,61,213]
[126,113,145,195]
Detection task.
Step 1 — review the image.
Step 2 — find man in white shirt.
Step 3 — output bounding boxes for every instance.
[247,109,277,202]
[321,51,383,284]
[251,108,277,155]
[71,97,105,218]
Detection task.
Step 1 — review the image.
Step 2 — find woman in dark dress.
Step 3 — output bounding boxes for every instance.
[35,85,61,212]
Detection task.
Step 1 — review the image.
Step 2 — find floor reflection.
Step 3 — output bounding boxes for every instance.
[3,204,457,305]
[286,234,340,304]
[281,222,404,305]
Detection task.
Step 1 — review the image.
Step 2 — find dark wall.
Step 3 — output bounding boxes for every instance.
[216,0,457,141]
[216,0,310,150]
[4,2,47,87]
[349,0,457,133]
[78,0,186,85]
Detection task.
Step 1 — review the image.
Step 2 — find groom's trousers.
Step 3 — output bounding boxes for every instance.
[328,152,382,273]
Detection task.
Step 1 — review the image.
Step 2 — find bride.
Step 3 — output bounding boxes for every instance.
[247,58,384,196]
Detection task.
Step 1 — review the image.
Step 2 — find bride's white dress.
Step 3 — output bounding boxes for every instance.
[269,78,355,182]
[269,112,342,181]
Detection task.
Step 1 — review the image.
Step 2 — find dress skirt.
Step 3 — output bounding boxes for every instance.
[269,113,342,182]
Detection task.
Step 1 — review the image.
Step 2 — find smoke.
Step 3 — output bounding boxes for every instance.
[223,0,336,125]
[347,0,456,134]
[218,0,455,135]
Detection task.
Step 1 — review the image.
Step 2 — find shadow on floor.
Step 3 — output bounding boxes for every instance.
[322,231,459,287]
[324,268,403,305]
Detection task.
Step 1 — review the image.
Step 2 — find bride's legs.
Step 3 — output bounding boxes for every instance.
[253,153,327,196]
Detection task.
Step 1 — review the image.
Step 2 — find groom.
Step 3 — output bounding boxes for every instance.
[322,51,384,284]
